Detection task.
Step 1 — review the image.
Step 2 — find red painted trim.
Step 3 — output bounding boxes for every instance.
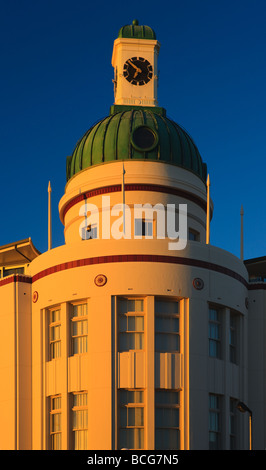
[248,283,266,290]
[62,183,207,219]
[31,254,248,288]
[0,256,251,291]
[0,274,32,287]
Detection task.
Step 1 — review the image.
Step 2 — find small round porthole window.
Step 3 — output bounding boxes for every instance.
[131,126,158,152]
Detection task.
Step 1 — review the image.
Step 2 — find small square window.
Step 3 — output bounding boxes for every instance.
[188,229,200,241]
[134,218,153,238]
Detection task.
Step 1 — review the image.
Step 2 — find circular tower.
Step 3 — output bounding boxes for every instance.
[30,21,249,450]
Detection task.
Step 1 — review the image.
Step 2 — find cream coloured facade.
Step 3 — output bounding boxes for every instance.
[0,20,265,451]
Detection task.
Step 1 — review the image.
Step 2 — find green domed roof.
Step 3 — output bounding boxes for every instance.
[67,107,207,183]
[118,19,156,40]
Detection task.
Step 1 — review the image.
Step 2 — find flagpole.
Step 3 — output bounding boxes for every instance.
[122,163,125,235]
[240,205,244,261]
[206,174,210,245]
[48,181,52,250]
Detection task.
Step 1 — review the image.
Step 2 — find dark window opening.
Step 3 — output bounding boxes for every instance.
[132,126,157,151]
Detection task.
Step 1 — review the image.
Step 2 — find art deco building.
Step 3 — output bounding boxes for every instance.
[0,20,265,451]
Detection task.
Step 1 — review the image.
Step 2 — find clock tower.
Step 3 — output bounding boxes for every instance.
[111,19,160,107]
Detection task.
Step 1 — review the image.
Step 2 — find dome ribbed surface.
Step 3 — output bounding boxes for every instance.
[118,20,156,40]
[67,109,207,182]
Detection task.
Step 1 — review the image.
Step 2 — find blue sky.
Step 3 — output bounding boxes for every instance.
[0,0,265,260]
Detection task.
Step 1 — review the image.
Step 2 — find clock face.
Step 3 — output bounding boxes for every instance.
[123,57,153,86]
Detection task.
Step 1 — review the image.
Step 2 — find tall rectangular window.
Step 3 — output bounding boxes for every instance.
[71,303,88,354]
[209,394,221,449]
[230,313,237,364]
[230,398,237,449]
[155,299,179,352]
[119,390,144,450]
[50,395,62,450]
[209,308,221,358]
[72,392,88,450]
[118,299,144,351]
[49,308,61,359]
[155,390,180,449]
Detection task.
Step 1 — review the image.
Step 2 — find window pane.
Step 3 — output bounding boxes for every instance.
[118,300,127,314]
[209,309,219,321]
[52,396,61,410]
[119,315,127,332]
[74,429,88,450]
[73,393,87,407]
[120,428,144,450]
[135,300,144,312]
[72,304,88,355]
[51,309,60,322]
[155,300,179,315]
[145,221,153,236]
[134,219,142,236]
[51,413,61,432]
[128,407,144,426]
[73,336,88,354]
[155,333,179,352]
[120,407,127,427]
[135,332,144,349]
[73,304,87,317]
[119,389,144,450]
[155,391,179,405]
[209,431,219,450]
[209,323,219,340]
[156,408,179,427]
[155,316,179,332]
[155,428,179,450]
[155,391,180,450]
[73,319,88,336]
[52,324,61,341]
[128,315,144,331]
[120,390,144,405]
[72,392,88,450]
[51,433,61,450]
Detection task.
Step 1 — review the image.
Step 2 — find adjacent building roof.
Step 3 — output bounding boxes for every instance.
[0,238,40,267]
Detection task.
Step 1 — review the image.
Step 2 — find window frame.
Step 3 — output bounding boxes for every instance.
[155,299,180,353]
[209,393,221,450]
[49,307,61,360]
[118,298,145,352]
[49,394,62,450]
[118,389,145,450]
[84,223,98,240]
[188,228,200,242]
[70,302,88,355]
[134,218,154,238]
[208,307,221,358]
[229,312,237,364]
[71,391,88,450]
[229,397,237,450]
[155,389,180,450]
